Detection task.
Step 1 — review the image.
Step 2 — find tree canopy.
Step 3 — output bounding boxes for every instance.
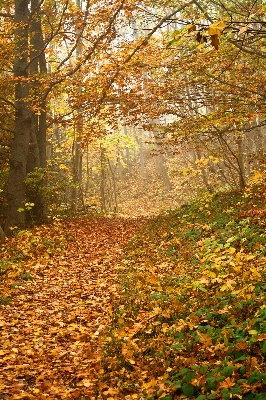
[0,0,265,227]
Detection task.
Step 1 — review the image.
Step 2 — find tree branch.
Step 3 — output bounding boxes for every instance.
[0,96,16,109]
[0,12,14,19]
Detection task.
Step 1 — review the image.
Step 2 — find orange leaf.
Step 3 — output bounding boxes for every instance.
[219,377,235,389]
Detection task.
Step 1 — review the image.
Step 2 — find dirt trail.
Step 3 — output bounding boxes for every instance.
[0,217,146,399]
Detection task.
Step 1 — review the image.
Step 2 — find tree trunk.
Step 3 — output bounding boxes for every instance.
[71,0,84,212]
[0,226,6,244]
[26,0,48,225]
[237,136,246,190]
[100,145,106,211]
[5,0,31,234]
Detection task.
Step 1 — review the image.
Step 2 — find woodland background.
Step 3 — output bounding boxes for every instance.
[0,0,265,232]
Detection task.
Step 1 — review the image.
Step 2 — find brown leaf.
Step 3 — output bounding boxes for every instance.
[210,34,219,50]
[188,24,196,33]
[71,390,81,399]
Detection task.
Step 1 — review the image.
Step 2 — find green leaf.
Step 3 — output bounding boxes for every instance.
[221,366,234,377]
[248,371,266,384]
[198,285,208,292]
[207,395,216,400]
[171,343,183,351]
[206,377,216,390]
[231,385,240,394]
[254,394,266,400]
[172,380,182,389]
[183,371,196,382]
[176,368,189,376]
[21,271,34,281]
[182,383,194,397]
[260,341,266,354]
[239,366,246,375]
[199,365,208,374]
[221,389,230,400]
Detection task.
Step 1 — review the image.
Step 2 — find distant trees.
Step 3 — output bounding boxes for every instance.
[113,1,266,194]
[0,0,265,229]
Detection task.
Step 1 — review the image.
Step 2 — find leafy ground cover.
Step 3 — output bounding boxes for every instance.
[100,175,266,399]
[1,172,266,399]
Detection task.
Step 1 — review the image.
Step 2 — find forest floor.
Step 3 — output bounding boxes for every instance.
[0,217,147,399]
[1,174,266,400]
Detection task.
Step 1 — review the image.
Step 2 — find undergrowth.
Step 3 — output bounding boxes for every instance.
[101,173,266,399]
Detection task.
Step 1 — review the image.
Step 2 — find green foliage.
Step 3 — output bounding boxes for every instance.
[25,166,79,218]
[21,271,33,281]
[0,295,11,305]
[0,259,14,280]
[17,202,35,213]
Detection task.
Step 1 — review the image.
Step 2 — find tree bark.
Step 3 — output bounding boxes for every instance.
[26,0,48,225]
[71,0,84,212]
[5,0,31,234]
[0,225,6,244]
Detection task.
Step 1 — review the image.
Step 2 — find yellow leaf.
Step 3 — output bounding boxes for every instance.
[208,271,217,279]
[251,170,263,184]
[196,42,206,50]
[250,267,261,279]
[143,379,158,390]
[129,359,136,364]
[208,20,227,36]
[228,247,236,254]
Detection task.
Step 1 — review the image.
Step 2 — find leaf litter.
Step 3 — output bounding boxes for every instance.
[1,177,266,399]
[0,217,146,399]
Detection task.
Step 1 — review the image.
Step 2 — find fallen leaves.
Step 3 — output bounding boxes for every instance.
[0,216,146,398]
[1,183,266,398]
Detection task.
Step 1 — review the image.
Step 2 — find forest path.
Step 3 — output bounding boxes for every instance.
[0,217,147,399]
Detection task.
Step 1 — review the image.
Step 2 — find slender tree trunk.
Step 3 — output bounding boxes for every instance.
[5,0,31,234]
[71,135,84,212]
[100,145,106,211]
[107,158,118,212]
[71,0,83,212]
[133,127,146,180]
[237,136,246,189]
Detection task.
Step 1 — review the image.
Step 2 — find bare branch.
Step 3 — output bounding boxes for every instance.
[0,12,14,19]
